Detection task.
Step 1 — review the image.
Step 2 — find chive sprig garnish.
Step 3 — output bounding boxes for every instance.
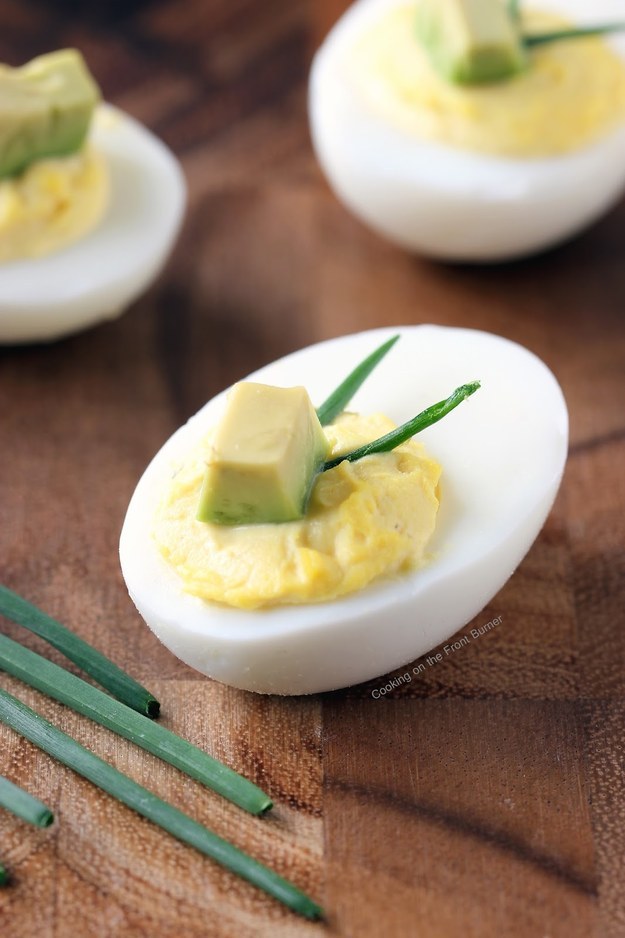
[0,631,271,816]
[316,334,400,426]
[0,689,323,920]
[0,585,159,718]
[525,24,625,47]
[0,863,8,885]
[511,1,625,50]
[0,774,54,828]
[323,381,480,472]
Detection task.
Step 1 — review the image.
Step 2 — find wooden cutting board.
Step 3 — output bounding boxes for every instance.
[1,1,624,935]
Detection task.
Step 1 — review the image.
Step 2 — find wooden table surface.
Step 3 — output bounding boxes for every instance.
[1,1,625,936]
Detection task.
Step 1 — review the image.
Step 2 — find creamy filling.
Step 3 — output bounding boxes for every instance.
[350,5,625,157]
[153,412,442,610]
[0,146,109,262]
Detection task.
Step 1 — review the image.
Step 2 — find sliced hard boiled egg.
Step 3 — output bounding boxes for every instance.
[0,104,185,343]
[309,0,625,261]
[119,325,568,695]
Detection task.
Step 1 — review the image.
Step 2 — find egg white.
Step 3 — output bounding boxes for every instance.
[0,104,186,343]
[119,325,568,695]
[309,0,625,261]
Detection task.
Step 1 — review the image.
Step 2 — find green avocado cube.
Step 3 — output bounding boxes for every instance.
[197,382,330,525]
[0,49,101,179]
[416,0,526,85]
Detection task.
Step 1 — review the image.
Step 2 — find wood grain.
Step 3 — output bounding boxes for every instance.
[324,700,596,937]
[1,0,625,935]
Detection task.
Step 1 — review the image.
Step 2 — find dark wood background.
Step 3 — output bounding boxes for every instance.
[1,1,624,935]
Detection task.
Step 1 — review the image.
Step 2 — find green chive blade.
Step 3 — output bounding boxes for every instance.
[316,334,400,426]
[508,0,521,19]
[0,585,160,719]
[0,774,54,828]
[524,23,625,47]
[323,381,480,471]
[0,689,322,920]
[0,632,271,816]
[0,863,8,885]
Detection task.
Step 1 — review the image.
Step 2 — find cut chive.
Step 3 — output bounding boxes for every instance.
[0,863,8,885]
[0,690,323,920]
[0,632,271,816]
[0,774,54,828]
[0,586,159,718]
[322,381,480,471]
[316,334,400,426]
[508,0,521,18]
[525,24,625,47]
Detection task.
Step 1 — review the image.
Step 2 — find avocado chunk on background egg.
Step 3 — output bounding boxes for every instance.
[0,49,99,179]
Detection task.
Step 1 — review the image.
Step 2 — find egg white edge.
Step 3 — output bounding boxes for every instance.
[309,0,625,260]
[119,324,569,694]
[0,103,186,343]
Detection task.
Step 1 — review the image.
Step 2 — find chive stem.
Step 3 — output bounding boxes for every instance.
[508,0,521,19]
[316,334,400,426]
[524,24,625,47]
[0,863,8,885]
[0,689,323,920]
[0,632,271,816]
[0,586,159,718]
[322,381,480,471]
[0,774,54,828]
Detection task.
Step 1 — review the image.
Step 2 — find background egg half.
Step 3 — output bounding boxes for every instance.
[309,0,625,262]
[120,325,568,695]
[0,104,186,343]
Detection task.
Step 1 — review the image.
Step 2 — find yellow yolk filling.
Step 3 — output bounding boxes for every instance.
[351,6,625,157]
[0,147,109,262]
[153,413,442,610]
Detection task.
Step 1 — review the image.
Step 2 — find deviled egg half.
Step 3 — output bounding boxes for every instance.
[120,325,568,695]
[309,0,625,261]
[0,50,185,343]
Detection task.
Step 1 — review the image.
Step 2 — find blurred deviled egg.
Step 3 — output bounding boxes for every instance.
[309,0,625,261]
[0,49,185,343]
